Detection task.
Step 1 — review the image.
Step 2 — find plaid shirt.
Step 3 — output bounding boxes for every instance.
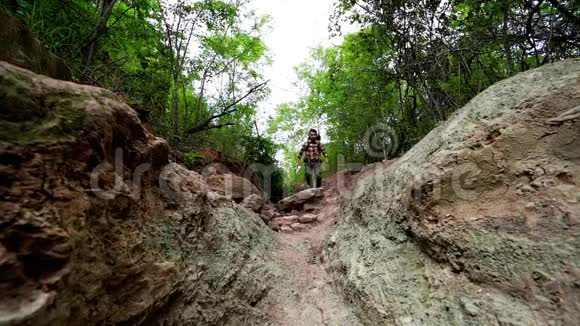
[299,140,327,161]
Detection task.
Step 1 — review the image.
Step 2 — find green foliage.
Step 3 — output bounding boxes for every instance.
[239,135,277,165]
[4,0,172,117]
[269,0,579,190]
[2,0,280,193]
[159,0,270,144]
[8,0,576,195]
[272,0,579,182]
[183,151,204,168]
[238,135,285,202]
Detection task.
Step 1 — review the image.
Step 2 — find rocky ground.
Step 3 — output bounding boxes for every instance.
[259,213,362,326]
[256,175,363,326]
[0,62,277,325]
[0,60,361,326]
[257,58,580,326]
[322,58,580,325]
[1,34,579,325]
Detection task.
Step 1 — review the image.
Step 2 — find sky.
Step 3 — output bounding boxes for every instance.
[249,0,357,128]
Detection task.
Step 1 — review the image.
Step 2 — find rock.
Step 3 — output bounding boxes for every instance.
[325,59,580,325]
[299,214,317,224]
[277,188,323,211]
[303,203,321,211]
[277,215,299,224]
[260,214,271,224]
[269,216,299,230]
[241,194,265,212]
[296,187,324,201]
[0,62,276,326]
[290,223,308,231]
[280,226,293,233]
[525,202,536,210]
[460,298,480,317]
[160,163,208,206]
[149,137,170,167]
[195,148,265,192]
[260,206,276,219]
[261,205,275,216]
[259,206,276,224]
[519,184,535,194]
[268,221,281,231]
[294,183,309,193]
[206,174,261,201]
[207,191,234,207]
[0,9,71,80]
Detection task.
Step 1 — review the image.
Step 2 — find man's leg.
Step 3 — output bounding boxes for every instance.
[305,163,312,187]
[314,162,322,188]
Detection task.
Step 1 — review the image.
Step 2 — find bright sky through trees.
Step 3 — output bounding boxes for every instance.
[250,0,357,127]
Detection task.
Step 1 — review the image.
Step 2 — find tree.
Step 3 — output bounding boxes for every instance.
[271,0,580,190]
[158,0,270,143]
[4,0,279,176]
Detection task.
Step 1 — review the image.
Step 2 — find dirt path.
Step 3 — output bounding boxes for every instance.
[258,184,363,326]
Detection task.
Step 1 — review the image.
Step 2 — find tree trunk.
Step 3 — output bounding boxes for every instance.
[82,0,118,79]
[503,11,513,75]
[172,74,180,137]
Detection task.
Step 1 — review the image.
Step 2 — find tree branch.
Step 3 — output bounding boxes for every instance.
[546,0,580,27]
[187,80,269,134]
[222,80,269,112]
[187,122,236,134]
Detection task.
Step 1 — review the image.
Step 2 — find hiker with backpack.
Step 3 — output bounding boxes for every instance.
[298,129,328,188]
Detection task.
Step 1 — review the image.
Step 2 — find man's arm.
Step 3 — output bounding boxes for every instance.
[298,143,307,159]
[319,142,328,158]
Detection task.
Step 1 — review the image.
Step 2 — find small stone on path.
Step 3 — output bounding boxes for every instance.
[280,226,292,233]
[278,215,299,224]
[299,214,317,224]
[291,223,309,231]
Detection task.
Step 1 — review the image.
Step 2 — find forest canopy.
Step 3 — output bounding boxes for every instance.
[269,0,579,186]
[2,0,270,150]
[2,0,579,193]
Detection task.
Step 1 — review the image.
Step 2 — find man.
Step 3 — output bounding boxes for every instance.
[298,129,328,188]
